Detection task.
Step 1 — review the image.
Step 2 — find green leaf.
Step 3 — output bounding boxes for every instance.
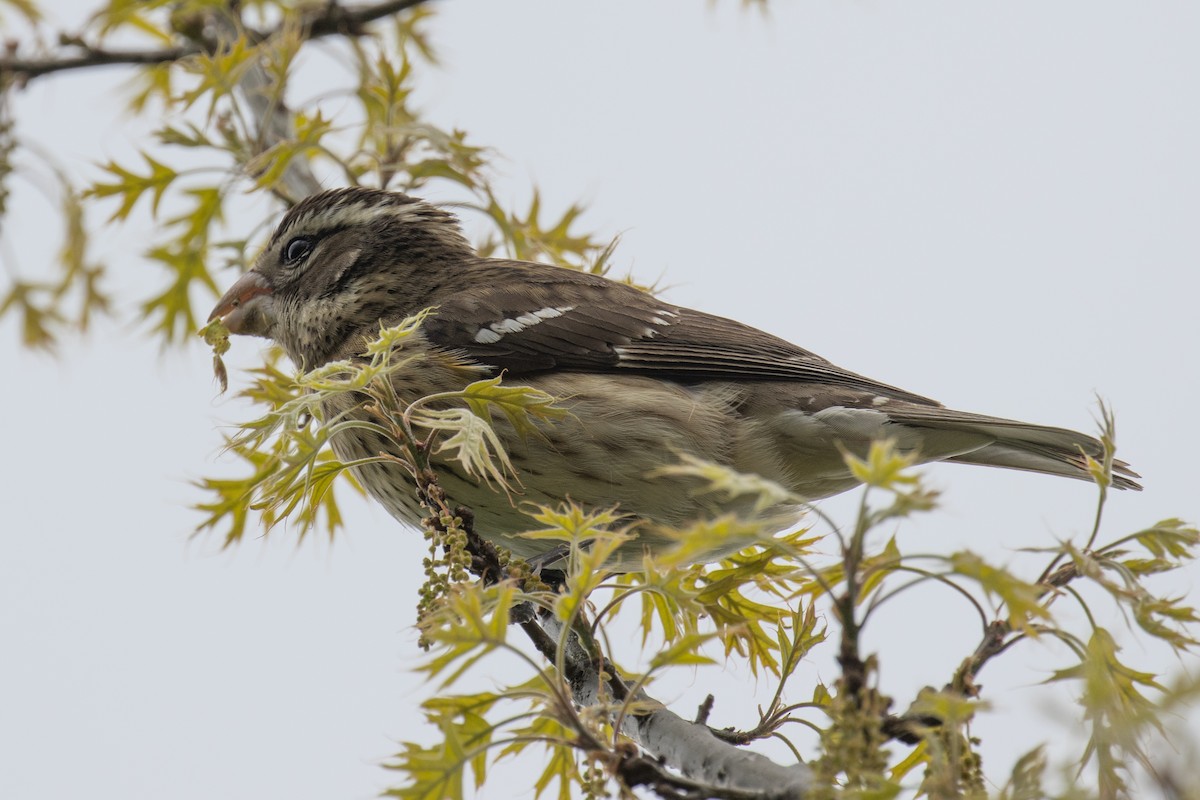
[93,0,174,39]
[1132,518,1199,560]
[995,746,1048,800]
[393,5,440,65]
[844,439,919,489]
[1071,535,1200,650]
[418,583,517,689]
[618,566,705,649]
[166,185,223,245]
[246,110,334,191]
[360,312,434,358]
[156,123,213,149]
[888,740,928,783]
[129,63,174,112]
[498,716,582,800]
[478,188,604,268]
[141,242,218,342]
[519,503,631,603]
[654,515,770,569]
[649,452,800,514]
[197,317,231,392]
[385,737,468,800]
[948,551,1050,633]
[178,35,256,120]
[1048,628,1167,796]
[520,503,627,544]
[413,407,517,491]
[776,602,826,680]
[0,281,63,350]
[647,631,721,671]
[454,375,567,438]
[85,153,178,221]
[858,535,901,602]
[1132,595,1199,650]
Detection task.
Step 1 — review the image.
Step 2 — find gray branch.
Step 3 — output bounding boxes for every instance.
[540,614,812,799]
[204,13,322,204]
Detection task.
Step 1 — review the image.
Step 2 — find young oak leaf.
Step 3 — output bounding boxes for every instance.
[454,375,567,439]
[197,317,231,392]
[948,551,1050,634]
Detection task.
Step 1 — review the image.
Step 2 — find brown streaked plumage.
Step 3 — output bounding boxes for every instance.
[209,187,1141,566]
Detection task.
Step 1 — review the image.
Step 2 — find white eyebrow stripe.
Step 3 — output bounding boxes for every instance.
[473,306,576,344]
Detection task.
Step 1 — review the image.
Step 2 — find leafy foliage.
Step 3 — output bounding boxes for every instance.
[0,1,617,349]
[191,315,1199,798]
[0,167,111,350]
[2,2,1196,798]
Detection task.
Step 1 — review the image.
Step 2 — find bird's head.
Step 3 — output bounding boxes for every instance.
[208,187,473,369]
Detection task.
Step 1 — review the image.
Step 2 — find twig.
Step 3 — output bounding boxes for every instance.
[0,45,198,80]
[694,695,715,726]
[951,561,1079,696]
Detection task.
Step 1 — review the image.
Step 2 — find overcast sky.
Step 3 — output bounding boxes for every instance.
[2,1,1198,798]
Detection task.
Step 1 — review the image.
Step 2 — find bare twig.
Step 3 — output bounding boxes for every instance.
[694,695,715,726]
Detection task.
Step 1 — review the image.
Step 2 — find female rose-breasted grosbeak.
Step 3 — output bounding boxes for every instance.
[209,188,1139,564]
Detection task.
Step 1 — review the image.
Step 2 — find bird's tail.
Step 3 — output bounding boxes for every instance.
[890,406,1142,490]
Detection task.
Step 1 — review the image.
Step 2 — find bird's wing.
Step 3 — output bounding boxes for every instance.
[420,261,940,406]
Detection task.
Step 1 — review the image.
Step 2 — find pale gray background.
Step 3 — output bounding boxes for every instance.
[2,1,1197,798]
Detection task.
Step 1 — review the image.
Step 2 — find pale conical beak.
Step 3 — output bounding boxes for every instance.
[209,271,276,337]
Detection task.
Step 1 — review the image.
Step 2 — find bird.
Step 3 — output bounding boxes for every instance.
[208,187,1140,566]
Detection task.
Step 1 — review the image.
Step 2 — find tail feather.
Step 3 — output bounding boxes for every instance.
[945,441,1142,490]
[888,407,1143,491]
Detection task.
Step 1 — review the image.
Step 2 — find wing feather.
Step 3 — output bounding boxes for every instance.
[421,260,939,406]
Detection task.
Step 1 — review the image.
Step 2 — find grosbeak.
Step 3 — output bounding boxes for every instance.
[209,188,1139,564]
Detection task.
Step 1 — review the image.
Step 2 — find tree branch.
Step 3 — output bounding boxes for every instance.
[0,44,198,81]
[408,413,811,797]
[0,0,433,84]
[1,2,434,200]
[202,12,322,204]
[539,611,812,800]
[306,0,433,38]
[416,478,812,799]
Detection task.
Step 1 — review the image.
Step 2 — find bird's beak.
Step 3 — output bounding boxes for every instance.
[209,271,276,337]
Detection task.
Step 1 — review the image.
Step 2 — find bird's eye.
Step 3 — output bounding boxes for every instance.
[283,236,314,265]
